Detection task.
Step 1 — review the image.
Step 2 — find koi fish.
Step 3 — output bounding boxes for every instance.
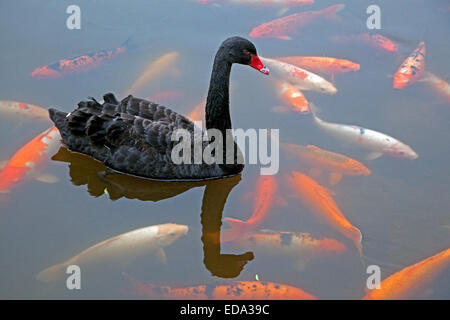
[332,33,398,53]
[363,248,450,300]
[0,100,49,121]
[421,72,450,103]
[31,38,131,79]
[260,57,337,94]
[393,41,426,89]
[125,51,180,95]
[199,0,314,7]
[232,229,346,270]
[275,81,310,114]
[222,175,277,242]
[249,4,344,40]
[126,276,317,299]
[37,223,188,282]
[311,109,418,160]
[187,99,206,122]
[286,171,362,255]
[145,90,182,104]
[281,143,370,185]
[276,56,360,80]
[0,127,60,193]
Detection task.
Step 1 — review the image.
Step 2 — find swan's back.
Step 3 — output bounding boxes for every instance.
[49,93,243,181]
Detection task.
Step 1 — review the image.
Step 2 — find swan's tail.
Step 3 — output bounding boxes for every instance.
[36,263,66,283]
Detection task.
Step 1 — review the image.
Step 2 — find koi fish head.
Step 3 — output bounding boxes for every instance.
[317,80,338,95]
[383,143,418,160]
[222,37,269,75]
[337,61,360,73]
[156,223,189,247]
[346,159,371,176]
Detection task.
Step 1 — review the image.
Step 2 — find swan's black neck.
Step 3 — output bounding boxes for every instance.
[205,50,232,134]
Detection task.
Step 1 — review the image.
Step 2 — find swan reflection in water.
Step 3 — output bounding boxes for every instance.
[51,146,254,279]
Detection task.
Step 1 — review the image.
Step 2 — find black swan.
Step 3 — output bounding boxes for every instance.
[49,37,269,181]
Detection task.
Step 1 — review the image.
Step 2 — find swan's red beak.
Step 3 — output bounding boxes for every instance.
[250,55,269,75]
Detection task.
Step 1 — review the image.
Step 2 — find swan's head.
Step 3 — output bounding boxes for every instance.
[221,37,269,75]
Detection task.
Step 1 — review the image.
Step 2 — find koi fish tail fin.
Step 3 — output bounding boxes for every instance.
[222,218,251,242]
[36,263,66,283]
[324,4,345,22]
[49,108,70,140]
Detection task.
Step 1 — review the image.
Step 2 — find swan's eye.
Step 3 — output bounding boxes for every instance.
[242,49,250,55]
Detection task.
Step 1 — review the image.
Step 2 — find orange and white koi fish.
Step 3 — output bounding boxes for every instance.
[332,33,398,53]
[31,38,131,79]
[363,248,450,300]
[232,229,346,270]
[421,72,450,103]
[125,52,180,95]
[393,41,426,89]
[275,81,310,114]
[312,109,418,160]
[0,100,49,120]
[261,57,337,94]
[249,4,344,40]
[145,90,182,104]
[286,171,362,255]
[222,175,277,242]
[37,223,188,282]
[127,276,317,300]
[276,56,360,80]
[281,143,370,185]
[0,127,60,193]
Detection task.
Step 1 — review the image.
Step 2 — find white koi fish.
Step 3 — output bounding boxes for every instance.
[37,223,188,282]
[311,109,418,160]
[260,57,337,94]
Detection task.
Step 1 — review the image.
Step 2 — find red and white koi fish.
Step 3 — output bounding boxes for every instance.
[332,33,398,53]
[37,223,188,282]
[0,100,49,120]
[311,109,418,160]
[0,127,60,193]
[249,4,344,40]
[31,38,131,79]
[261,57,337,94]
[393,41,426,89]
[421,72,450,103]
[275,81,310,114]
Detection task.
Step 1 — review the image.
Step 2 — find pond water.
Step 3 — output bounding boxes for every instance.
[0,0,449,299]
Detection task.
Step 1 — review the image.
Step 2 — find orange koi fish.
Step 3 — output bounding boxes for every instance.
[286,171,362,255]
[0,127,60,193]
[222,175,277,242]
[275,81,310,114]
[332,33,398,53]
[363,248,450,300]
[0,100,49,120]
[281,143,370,185]
[249,4,344,40]
[232,229,346,270]
[393,41,426,89]
[127,276,317,300]
[31,38,131,79]
[422,72,450,103]
[276,56,360,80]
[145,90,182,104]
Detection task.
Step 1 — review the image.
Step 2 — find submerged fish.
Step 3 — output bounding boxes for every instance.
[199,0,314,7]
[126,276,317,299]
[276,56,360,80]
[311,109,418,160]
[286,171,362,255]
[0,127,60,193]
[421,72,450,103]
[31,38,131,79]
[363,248,450,300]
[332,33,398,53]
[275,81,310,114]
[125,51,180,95]
[37,223,188,282]
[249,4,344,40]
[223,175,277,242]
[261,57,337,94]
[393,41,426,89]
[0,100,49,120]
[232,229,346,269]
[281,143,370,185]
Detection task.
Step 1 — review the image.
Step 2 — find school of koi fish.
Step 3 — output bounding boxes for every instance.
[0,1,449,300]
